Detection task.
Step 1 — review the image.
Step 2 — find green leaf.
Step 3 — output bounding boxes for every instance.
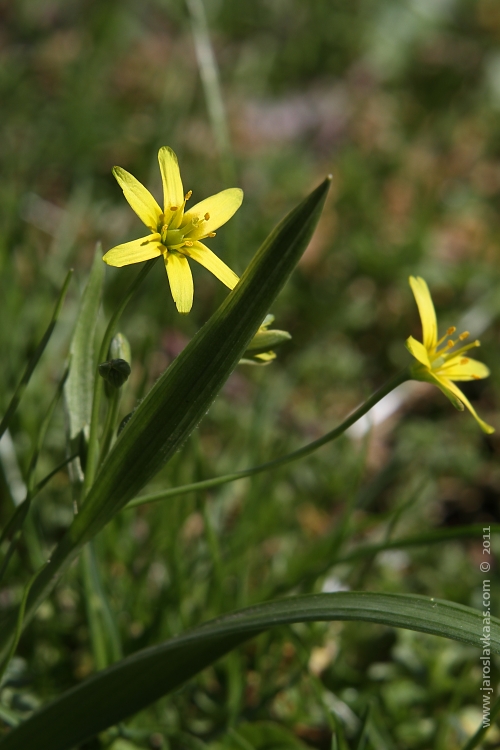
[64,244,105,448]
[0,177,331,660]
[0,592,497,750]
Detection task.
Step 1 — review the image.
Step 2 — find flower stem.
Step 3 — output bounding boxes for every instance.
[126,368,411,510]
[83,260,158,499]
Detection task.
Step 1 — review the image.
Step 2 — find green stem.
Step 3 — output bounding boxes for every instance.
[126,368,410,510]
[83,260,157,499]
[460,692,500,750]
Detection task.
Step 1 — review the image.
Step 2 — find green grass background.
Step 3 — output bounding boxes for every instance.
[1,0,500,747]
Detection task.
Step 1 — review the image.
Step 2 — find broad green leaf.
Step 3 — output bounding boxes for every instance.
[64,244,105,448]
[0,177,331,658]
[0,592,498,750]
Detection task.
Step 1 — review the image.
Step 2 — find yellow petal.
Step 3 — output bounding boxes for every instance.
[103,234,162,267]
[113,167,162,231]
[183,188,243,239]
[412,368,464,411]
[405,335,431,368]
[409,276,438,351]
[183,241,239,289]
[440,377,495,434]
[438,356,491,381]
[164,252,193,314]
[239,351,276,366]
[158,147,184,212]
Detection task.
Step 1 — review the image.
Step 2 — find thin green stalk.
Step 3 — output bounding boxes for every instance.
[0,270,72,442]
[0,568,39,682]
[83,259,157,499]
[26,367,70,497]
[31,453,79,498]
[126,368,410,510]
[186,0,235,185]
[0,455,78,584]
[461,692,500,749]
[80,541,122,671]
[0,368,70,579]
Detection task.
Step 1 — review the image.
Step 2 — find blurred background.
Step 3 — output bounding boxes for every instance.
[1,0,500,748]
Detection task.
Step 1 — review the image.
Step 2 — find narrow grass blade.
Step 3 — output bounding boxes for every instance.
[0,368,70,582]
[0,570,39,683]
[0,592,497,750]
[81,542,122,671]
[186,0,235,184]
[0,269,72,442]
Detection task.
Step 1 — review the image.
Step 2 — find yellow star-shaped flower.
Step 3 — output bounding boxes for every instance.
[406,276,494,434]
[103,147,243,313]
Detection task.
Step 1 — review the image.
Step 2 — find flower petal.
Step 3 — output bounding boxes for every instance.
[405,335,431,368]
[158,147,184,212]
[183,241,239,289]
[409,276,438,351]
[164,252,193,314]
[440,377,495,434]
[183,188,243,239]
[438,356,491,381]
[413,369,464,411]
[103,234,162,267]
[113,167,162,231]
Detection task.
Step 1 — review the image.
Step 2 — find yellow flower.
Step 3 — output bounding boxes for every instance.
[406,276,494,434]
[103,147,243,314]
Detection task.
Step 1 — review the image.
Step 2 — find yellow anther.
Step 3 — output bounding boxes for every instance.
[459,331,470,341]
[446,340,455,349]
[170,206,178,212]
[209,232,216,237]
[204,212,210,221]
[460,358,469,365]
[185,190,192,201]
[446,327,456,336]
[184,240,193,246]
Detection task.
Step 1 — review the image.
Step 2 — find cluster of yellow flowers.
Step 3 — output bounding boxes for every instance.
[105,148,494,433]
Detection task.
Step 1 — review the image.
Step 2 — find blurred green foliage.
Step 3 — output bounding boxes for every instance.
[1,0,500,747]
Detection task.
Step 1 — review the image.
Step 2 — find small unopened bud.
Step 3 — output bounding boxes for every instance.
[98,358,131,389]
[110,332,131,363]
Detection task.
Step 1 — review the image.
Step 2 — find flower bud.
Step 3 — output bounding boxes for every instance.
[109,332,131,364]
[98,358,131,389]
[240,313,291,365]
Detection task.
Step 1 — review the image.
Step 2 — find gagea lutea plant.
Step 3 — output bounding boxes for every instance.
[0,147,498,750]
